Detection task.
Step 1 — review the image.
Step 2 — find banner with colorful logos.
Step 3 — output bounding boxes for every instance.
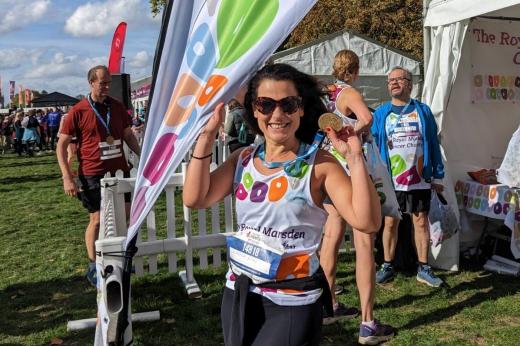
[471,18,520,103]
[125,0,317,247]
[9,81,15,101]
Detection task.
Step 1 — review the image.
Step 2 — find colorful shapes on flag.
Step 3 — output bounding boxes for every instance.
[130,186,149,226]
[187,23,216,80]
[198,74,228,106]
[216,0,279,68]
[143,133,178,185]
[165,73,202,126]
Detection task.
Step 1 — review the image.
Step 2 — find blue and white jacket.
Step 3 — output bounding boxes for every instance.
[371,99,444,182]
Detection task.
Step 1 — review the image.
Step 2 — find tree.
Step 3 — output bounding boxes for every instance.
[286,0,423,60]
[148,0,423,59]
[32,90,41,100]
[149,0,167,17]
[40,90,48,95]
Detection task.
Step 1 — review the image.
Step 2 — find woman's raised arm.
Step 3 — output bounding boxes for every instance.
[183,104,241,209]
[319,126,381,233]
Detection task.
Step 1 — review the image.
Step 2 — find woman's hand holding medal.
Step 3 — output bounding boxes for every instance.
[319,112,363,158]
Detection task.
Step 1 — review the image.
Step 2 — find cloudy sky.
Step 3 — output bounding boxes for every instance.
[0,0,161,103]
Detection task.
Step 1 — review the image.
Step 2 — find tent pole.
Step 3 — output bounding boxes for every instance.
[423,0,431,75]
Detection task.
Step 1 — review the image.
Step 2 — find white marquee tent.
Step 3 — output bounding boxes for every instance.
[423,0,520,269]
[271,29,422,109]
[424,0,520,181]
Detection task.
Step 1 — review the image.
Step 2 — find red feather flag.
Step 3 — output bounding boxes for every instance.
[108,22,127,74]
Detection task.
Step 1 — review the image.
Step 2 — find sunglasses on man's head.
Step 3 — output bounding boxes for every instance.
[254,96,302,115]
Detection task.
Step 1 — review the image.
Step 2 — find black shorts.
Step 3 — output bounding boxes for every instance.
[396,189,431,214]
[77,174,130,213]
[221,288,322,346]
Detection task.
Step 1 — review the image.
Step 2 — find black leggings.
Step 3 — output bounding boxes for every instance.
[221,288,322,346]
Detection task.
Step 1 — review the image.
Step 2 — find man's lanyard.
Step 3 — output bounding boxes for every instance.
[88,94,111,137]
[257,131,325,177]
[386,99,413,139]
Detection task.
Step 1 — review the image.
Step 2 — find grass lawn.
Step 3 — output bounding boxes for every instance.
[1,152,519,345]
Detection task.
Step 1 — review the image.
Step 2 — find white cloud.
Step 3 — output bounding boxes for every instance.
[0,0,50,34]
[0,48,47,69]
[128,50,149,68]
[19,52,107,96]
[65,0,153,37]
[24,52,106,80]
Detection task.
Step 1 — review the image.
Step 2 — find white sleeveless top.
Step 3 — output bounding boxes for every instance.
[329,82,357,128]
[225,145,328,306]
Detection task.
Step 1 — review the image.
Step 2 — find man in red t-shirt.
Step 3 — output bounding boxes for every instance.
[57,65,141,285]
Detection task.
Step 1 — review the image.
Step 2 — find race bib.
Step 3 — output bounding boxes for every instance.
[227,232,284,281]
[99,139,123,160]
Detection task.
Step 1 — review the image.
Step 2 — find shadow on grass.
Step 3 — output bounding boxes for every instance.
[0,156,56,169]
[0,275,97,340]
[381,271,520,332]
[0,174,58,187]
[0,269,227,345]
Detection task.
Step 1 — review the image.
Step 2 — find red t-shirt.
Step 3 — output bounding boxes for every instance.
[61,97,131,175]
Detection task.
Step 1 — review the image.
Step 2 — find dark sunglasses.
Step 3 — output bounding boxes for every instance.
[254,96,302,115]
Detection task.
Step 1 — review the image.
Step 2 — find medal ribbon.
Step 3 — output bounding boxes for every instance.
[88,94,111,137]
[258,131,325,177]
[386,99,412,140]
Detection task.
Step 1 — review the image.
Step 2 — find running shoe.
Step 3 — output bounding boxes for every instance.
[334,284,344,295]
[358,320,395,345]
[323,302,359,325]
[416,264,444,287]
[375,263,395,284]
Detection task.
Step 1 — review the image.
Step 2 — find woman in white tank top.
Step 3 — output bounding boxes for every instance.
[322,50,395,345]
[183,63,381,346]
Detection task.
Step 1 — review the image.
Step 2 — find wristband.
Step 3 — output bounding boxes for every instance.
[191,152,212,160]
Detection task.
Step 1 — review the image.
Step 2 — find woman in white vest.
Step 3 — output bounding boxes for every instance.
[183,63,381,346]
[321,50,395,345]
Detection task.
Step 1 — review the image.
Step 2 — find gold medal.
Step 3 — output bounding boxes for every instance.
[318,112,343,132]
[106,135,115,145]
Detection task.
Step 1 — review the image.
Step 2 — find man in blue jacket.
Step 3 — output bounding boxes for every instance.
[47,107,62,151]
[372,67,445,287]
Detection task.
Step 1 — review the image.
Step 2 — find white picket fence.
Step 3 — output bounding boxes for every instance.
[99,139,234,296]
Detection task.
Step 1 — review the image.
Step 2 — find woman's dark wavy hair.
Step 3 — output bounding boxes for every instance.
[243,63,327,144]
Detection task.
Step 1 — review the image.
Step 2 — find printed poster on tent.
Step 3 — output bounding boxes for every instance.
[470,18,520,103]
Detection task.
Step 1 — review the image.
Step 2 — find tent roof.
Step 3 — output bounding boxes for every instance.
[424,0,520,27]
[31,91,79,107]
[270,28,421,77]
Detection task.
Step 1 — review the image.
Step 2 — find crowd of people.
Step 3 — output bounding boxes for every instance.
[0,107,65,156]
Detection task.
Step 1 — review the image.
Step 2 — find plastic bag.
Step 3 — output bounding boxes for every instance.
[429,192,459,247]
[497,125,520,188]
[364,140,401,219]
